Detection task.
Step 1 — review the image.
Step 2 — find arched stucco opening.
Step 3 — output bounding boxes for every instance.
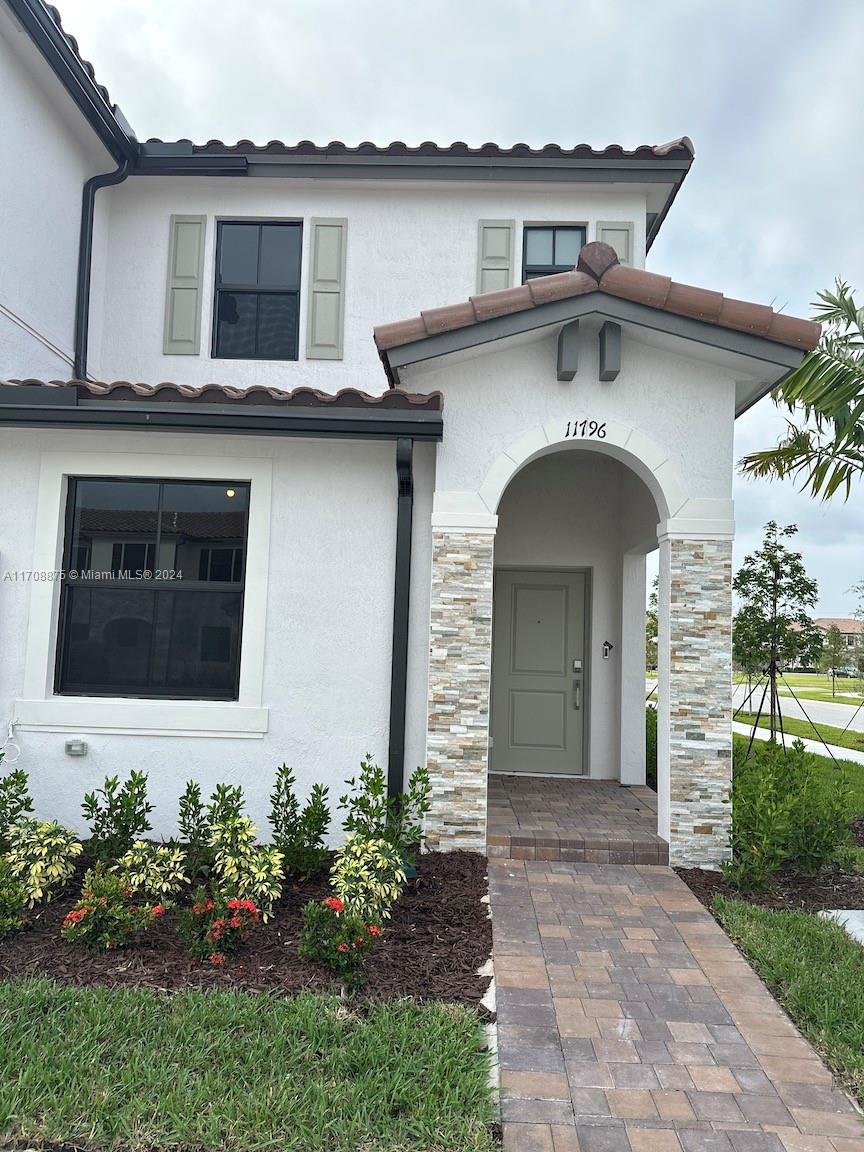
[485,445,666,853]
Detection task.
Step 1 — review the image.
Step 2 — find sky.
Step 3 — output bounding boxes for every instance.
[58,0,864,615]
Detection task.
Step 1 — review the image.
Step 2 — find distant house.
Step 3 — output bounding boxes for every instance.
[814,618,864,659]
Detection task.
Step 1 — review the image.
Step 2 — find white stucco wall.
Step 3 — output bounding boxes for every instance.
[0,426,433,841]
[409,324,737,512]
[0,6,110,378]
[91,177,648,387]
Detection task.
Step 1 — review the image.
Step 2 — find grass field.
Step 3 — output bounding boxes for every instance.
[736,712,864,754]
[0,983,495,1152]
[713,898,864,1105]
[734,671,864,706]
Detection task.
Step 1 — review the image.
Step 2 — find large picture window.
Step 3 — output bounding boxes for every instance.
[55,478,250,700]
[212,220,302,360]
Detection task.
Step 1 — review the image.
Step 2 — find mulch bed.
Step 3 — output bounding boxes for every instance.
[0,851,492,1010]
[678,863,864,913]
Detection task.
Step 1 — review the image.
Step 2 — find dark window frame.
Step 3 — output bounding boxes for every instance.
[521,224,587,282]
[211,219,303,362]
[54,476,250,702]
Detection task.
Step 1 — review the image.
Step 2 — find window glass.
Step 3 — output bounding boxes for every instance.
[218,224,259,286]
[56,478,250,700]
[554,229,582,267]
[257,294,299,359]
[215,292,257,358]
[259,225,302,289]
[525,228,553,267]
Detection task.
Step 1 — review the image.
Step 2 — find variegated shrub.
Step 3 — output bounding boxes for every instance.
[112,840,189,900]
[4,819,82,906]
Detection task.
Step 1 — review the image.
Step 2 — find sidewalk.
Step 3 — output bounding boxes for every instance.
[732,722,864,766]
[491,858,864,1152]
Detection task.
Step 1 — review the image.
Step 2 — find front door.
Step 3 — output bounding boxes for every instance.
[490,569,586,775]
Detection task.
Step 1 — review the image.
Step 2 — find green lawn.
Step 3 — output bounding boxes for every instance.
[735,671,864,706]
[713,898,864,1104]
[0,981,495,1152]
[736,712,864,755]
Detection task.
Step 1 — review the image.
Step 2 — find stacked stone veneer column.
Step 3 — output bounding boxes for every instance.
[667,536,733,867]
[425,528,495,852]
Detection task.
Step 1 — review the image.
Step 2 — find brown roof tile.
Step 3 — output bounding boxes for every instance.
[1,379,442,411]
[147,137,696,162]
[373,241,821,357]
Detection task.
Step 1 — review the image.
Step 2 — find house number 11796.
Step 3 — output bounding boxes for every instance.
[565,420,607,439]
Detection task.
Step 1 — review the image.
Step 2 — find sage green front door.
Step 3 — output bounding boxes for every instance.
[490,569,586,775]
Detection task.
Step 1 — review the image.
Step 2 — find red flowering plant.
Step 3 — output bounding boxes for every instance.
[299,894,382,983]
[177,886,261,964]
[60,864,167,951]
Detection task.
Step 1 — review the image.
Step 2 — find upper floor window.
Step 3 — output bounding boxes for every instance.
[522,225,586,281]
[213,221,302,360]
[56,478,250,700]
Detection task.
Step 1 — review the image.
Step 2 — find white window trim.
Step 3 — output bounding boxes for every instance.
[14,449,272,738]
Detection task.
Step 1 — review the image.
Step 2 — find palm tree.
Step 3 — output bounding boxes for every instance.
[740,281,864,499]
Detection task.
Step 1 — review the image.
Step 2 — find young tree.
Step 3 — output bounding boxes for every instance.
[732,521,822,740]
[740,282,864,500]
[853,581,864,688]
[819,624,846,696]
[645,577,658,671]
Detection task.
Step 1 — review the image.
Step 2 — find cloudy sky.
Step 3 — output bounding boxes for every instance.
[59,0,864,614]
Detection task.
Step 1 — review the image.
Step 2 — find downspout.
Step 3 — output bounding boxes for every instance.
[74,157,131,380]
[387,437,414,800]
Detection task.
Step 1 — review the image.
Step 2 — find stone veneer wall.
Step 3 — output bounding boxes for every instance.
[668,536,733,867]
[425,528,495,851]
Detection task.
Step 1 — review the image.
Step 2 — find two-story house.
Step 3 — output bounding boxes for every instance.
[0,0,820,866]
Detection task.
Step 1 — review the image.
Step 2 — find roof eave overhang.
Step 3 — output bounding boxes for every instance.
[5,0,137,162]
[0,390,443,441]
[380,292,805,415]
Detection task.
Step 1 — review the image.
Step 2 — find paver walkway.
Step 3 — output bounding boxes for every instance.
[491,858,864,1152]
[488,776,669,865]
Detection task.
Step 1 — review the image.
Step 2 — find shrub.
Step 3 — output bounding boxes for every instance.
[61,865,166,951]
[82,771,153,861]
[0,763,33,853]
[207,783,245,828]
[331,834,406,922]
[299,895,381,983]
[270,765,330,878]
[723,739,851,889]
[177,888,261,964]
[0,858,27,937]
[340,757,431,862]
[5,819,83,906]
[645,706,657,792]
[178,780,210,877]
[209,814,283,918]
[112,840,189,900]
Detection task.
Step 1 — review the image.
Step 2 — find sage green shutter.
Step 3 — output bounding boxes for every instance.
[306,218,347,359]
[477,220,514,293]
[597,222,633,266]
[163,214,206,355]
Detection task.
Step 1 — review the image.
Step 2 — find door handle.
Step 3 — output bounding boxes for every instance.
[572,679,581,710]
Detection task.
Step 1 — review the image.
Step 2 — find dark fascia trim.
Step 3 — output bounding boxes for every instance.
[5,0,137,162]
[382,292,805,386]
[0,392,444,441]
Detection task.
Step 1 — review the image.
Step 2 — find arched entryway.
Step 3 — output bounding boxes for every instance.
[484,446,668,863]
[424,422,733,869]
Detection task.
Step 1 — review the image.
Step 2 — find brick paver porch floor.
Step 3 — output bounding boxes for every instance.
[491,858,864,1152]
[488,775,669,865]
